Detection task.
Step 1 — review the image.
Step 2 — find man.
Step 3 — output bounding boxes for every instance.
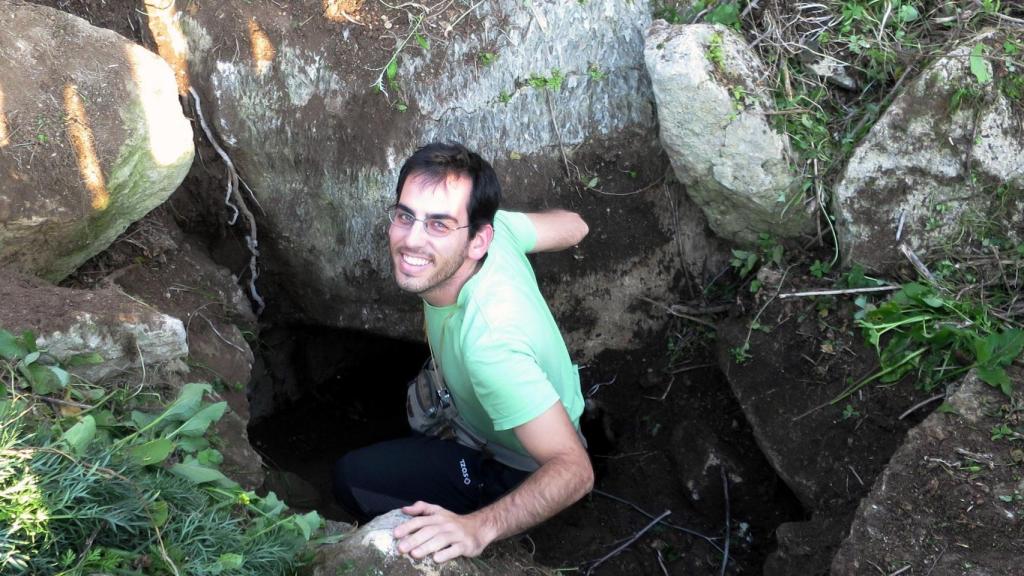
[332,142,593,563]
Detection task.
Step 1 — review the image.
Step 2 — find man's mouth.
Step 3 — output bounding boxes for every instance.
[401,253,431,267]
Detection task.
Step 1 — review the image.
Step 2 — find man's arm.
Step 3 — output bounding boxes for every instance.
[525,210,589,253]
[393,402,593,562]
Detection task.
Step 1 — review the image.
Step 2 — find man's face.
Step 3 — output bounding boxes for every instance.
[388,172,474,301]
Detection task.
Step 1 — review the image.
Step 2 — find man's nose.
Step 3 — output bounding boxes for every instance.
[403,219,430,246]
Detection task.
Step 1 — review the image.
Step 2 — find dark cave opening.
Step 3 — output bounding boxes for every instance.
[246,325,428,520]
[246,322,807,574]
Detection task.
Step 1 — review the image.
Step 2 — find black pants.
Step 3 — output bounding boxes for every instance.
[332,434,531,522]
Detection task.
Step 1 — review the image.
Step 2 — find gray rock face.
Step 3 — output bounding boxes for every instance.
[834,34,1024,272]
[644,20,813,244]
[163,0,727,351]
[832,370,1024,575]
[0,1,194,281]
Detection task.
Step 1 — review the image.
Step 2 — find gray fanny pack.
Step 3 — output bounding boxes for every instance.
[405,358,544,472]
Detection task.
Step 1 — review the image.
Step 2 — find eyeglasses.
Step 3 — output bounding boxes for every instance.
[386,205,470,238]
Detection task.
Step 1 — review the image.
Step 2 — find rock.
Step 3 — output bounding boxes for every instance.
[715,303,924,512]
[312,509,544,576]
[0,1,194,281]
[106,213,256,404]
[805,55,858,91]
[644,20,813,244]
[0,271,188,383]
[831,369,1024,575]
[148,0,728,357]
[668,418,780,521]
[833,32,1024,272]
[762,514,851,576]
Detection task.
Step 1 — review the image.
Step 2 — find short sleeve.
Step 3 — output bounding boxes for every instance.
[494,210,537,254]
[463,327,559,431]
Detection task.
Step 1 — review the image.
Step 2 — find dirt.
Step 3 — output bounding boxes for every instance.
[832,368,1024,575]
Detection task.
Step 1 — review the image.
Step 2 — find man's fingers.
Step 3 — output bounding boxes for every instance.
[397,523,441,554]
[401,500,436,516]
[409,530,458,560]
[432,542,464,563]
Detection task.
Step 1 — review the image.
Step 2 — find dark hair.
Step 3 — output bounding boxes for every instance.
[394,142,501,236]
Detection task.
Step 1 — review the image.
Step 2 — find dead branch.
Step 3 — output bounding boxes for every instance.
[778,285,900,299]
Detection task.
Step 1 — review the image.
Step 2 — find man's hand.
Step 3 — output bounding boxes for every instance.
[394,501,492,562]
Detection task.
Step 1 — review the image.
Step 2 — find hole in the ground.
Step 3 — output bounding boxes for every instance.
[247,326,427,520]
[247,323,805,574]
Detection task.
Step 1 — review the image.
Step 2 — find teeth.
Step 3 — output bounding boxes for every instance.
[403,254,429,266]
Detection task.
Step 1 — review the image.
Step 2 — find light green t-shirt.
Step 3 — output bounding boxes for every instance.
[424,210,584,461]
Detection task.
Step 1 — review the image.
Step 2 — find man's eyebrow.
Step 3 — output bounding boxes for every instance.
[395,203,459,222]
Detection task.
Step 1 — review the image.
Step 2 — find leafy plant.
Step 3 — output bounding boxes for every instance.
[0,329,324,575]
[707,31,725,69]
[857,283,1024,394]
[479,51,497,66]
[528,68,565,91]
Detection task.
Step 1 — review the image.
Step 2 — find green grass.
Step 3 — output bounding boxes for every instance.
[0,329,324,575]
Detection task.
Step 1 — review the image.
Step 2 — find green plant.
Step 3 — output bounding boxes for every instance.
[0,329,324,575]
[810,259,833,278]
[841,403,860,420]
[498,90,513,104]
[991,423,1018,441]
[528,68,565,91]
[730,343,752,364]
[479,51,497,66]
[729,234,783,281]
[707,32,725,69]
[857,283,1024,394]
[587,65,606,81]
[949,85,982,113]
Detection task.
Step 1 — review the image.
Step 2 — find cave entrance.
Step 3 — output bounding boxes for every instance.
[247,325,427,520]
[246,323,805,574]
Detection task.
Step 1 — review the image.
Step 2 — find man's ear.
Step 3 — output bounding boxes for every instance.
[468,224,494,261]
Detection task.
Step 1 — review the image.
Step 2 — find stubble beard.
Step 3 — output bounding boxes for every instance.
[391,242,469,299]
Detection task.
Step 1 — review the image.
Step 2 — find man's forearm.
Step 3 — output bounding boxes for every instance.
[469,452,594,545]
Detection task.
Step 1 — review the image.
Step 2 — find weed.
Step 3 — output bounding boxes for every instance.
[857,283,1024,394]
[587,65,606,81]
[499,90,513,104]
[479,51,497,66]
[730,234,783,281]
[810,259,833,278]
[841,403,860,420]
[730,343,752,364]
[528,68,565,91]
[707,32,725,70]
[0,329,323,574]
[949,85,982,113]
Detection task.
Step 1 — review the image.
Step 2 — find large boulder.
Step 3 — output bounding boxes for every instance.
[832,370,1024,575]
[644,20,813,245]
[0,1,194,281]
[834,33,1024,272]
[148,0,728,354]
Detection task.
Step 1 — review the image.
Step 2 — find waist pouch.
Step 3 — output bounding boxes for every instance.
[406,358,543,472]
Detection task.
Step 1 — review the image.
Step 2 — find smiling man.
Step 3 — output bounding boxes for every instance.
[332,142,593,562]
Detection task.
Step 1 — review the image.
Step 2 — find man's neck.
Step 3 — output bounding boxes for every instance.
[422,259,484,307]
